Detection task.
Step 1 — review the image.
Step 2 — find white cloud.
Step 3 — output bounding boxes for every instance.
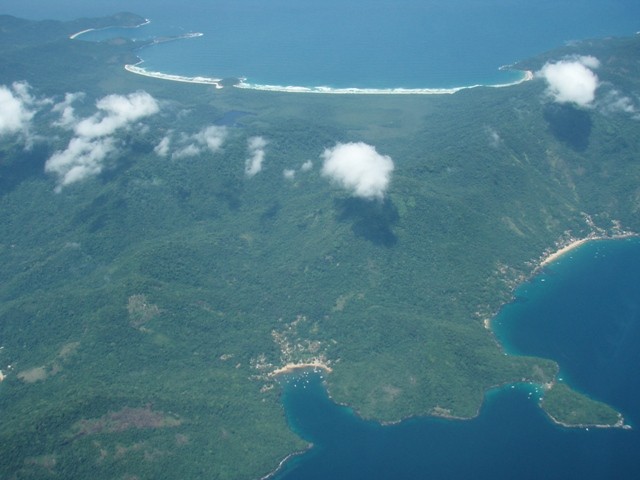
[172,143,202,160]
[485,126,502,147]
[164,125,227,159]
[154,135,172,157]
[538,57,600,107]
[599,89,639,118]
[52,92,85,128]
[45,91,160,190]
[0,82,36,136]
[74,91,159,138]
[575,55,600,69]
[300,160,313,172]
[45,137,116,193]
[193,125,227,153]
[321,142,394,200]
[245,136,267,177]
[283,168,296,180]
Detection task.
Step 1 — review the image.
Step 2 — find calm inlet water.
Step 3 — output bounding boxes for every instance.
[275,238,640,480]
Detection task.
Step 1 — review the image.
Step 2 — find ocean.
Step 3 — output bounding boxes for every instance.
[3,0,640,91]
[275,238,640,479]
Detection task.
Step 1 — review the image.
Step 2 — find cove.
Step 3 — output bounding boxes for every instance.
[274,238,640,480]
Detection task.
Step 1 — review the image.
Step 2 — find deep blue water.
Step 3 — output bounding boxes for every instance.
[274,238,640,480]
[4,0,640,89]
[494,238,640,426]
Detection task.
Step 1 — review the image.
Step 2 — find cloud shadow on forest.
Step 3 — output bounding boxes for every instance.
[335,197,399,247]
[543,104,592,151]
[0,143,50,195]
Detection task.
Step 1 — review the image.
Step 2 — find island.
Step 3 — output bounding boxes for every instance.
[1,12,639,480]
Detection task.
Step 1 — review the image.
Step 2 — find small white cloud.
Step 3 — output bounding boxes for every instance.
[538,57,600,107]
[0,82,36,136]
[193,125,227,153]
[245,136,267,177]
[485,126,502,147]
[52,92,85,128]
[300,160,313,172]
[45,137,117,192]
[154,135,172,157]
[74,91,159,138]
[599,89,639,118]
[172,143,202,160]
[10,81,36,104]
[45,91,160,190]
[321,142,394,200]
[165,125,227,159]
[575,55,600,69]
[283,168,296,180]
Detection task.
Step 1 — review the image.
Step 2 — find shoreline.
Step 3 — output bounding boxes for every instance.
[69,18,151,40]
[124,61,223,89]
[124,66,532,95]
[105,16,534,95]
[234,69,534,95]
[269,361,333,377]
[257,367,629,478]
[123,60,533,95]
[544,410,632,430]
[484,231,639,430]
[536,232,638,271]
[484,230,639,331]
[258,445,312,480]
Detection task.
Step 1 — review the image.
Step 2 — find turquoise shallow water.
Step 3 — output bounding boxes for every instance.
[4,0,640,89]
[275,238,640,479]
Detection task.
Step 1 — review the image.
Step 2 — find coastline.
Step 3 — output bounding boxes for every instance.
[485,231,639,431]
[230,69,533,95]
[68,17,151,40]
[269,361,333,377]
[69,28,95,40]
[124,61,223,89]
[258,364,628,479]
[85,14,537,95]
[258,445,313,480]
[535,232,638,272]
[544,410,631,430]
[122,67,533,95]
[538,237,592,268]
[484,230,639,331]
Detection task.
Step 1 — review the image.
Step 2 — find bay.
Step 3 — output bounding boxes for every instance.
[275,238,640,479]
[3,1,640,90]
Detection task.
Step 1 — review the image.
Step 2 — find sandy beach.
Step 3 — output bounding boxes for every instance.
[538,232,638,270]
[259,446,312,480]
[124,63,223,89]
[270,361,332,377]
[69,28,95,40]
[235,70,534,95]
[69,18,151,40]
[539,237,592,267]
